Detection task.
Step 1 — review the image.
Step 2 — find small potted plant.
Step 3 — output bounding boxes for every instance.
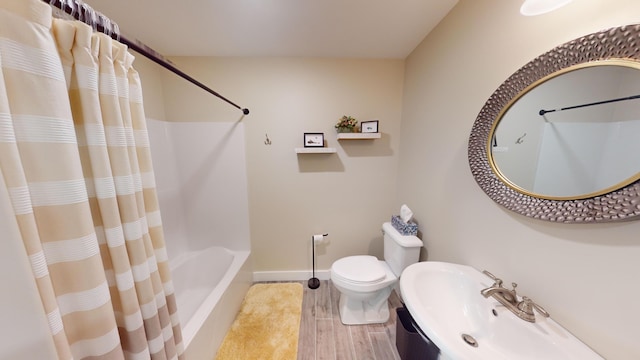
[335,115,357,133]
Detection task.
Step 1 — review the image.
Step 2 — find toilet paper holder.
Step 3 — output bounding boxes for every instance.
[308,233,328,289]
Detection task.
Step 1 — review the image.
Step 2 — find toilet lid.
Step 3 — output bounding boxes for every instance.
[332,255,386,283]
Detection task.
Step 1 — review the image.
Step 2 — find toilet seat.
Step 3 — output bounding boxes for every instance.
[330,255,397,324]
[331,255,386,284]
[329,222,422,325]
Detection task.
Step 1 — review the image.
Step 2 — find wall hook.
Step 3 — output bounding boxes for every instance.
[264,133,272,145]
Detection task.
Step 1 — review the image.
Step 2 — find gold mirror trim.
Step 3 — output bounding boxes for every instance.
[487,59,640,201]
[469,24,640,223]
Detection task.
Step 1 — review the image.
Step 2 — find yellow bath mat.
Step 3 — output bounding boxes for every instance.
[215,282,303,360]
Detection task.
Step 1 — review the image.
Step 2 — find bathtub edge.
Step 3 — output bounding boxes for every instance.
[182,250,252,359]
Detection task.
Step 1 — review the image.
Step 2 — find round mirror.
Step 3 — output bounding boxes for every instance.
[489,60,640,200]
[468,24,640,223]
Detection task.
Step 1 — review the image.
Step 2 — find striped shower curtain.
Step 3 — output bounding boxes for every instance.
[0,1,183,359]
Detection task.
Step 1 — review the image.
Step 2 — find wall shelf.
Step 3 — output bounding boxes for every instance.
[337,133,381,140]
[295,147,337,154]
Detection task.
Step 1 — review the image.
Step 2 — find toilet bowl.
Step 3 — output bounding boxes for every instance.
[331,255,397,324]
[330,222,423,325]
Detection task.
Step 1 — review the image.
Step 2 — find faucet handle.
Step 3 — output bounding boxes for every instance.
[482,270,502,287]
[531,300,550,318]
[482,270,503,286]
[482,270,499,280]
[518,296,550,318]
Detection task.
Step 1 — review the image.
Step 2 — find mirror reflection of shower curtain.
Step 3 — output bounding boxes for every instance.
[0,1,183,359]
[533,120,640,197]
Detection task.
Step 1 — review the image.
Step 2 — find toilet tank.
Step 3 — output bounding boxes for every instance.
[382,222,423,277]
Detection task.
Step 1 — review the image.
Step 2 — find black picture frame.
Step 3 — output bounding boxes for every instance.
[361,120,379,133]
[304,133,324,147]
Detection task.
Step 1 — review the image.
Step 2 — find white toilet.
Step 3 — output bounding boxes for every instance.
[330,222,423,325]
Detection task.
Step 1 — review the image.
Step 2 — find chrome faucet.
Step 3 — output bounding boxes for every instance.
[480,270,549,323]
[480,280,518,304]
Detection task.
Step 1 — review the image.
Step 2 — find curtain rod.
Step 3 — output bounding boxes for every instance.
[539,93,640,116]
[45,0,250,115]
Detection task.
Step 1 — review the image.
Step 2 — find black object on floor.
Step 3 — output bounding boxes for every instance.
[396,306,440,360]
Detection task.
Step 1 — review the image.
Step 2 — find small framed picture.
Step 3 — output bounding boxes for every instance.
[360,120,379,133]
[304,133,324,147]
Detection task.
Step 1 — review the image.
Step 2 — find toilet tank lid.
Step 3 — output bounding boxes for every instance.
[382,222,423,248]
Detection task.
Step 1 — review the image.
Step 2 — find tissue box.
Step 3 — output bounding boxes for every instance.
[391,215,418,236]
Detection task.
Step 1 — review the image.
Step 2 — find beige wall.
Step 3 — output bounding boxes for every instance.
[134,56,167,121]
[398,0,640,359]
[156,57,405,274]
[131,1,640,357]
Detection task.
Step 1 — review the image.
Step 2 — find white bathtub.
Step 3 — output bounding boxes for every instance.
[147,119,252,358]
[171,246,252,358]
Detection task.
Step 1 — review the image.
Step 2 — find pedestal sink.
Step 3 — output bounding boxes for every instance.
[399,262,603,360]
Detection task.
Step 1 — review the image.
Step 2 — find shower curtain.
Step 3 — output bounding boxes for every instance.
[0,1,183,359]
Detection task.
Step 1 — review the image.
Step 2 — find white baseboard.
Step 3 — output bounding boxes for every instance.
[253,269,331,282]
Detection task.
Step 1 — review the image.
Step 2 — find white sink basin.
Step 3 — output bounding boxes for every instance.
[399,262,603,360]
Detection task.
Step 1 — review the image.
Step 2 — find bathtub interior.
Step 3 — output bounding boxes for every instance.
[170,246,235,328]
[178,249,252,357]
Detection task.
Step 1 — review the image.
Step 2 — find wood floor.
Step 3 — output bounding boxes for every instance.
[293,280,403,360]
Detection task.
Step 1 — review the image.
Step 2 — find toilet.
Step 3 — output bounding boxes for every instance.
[330,222,423,325]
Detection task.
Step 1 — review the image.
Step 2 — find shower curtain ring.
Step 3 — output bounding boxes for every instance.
[70,0,77,19]
[98,14,107,33]
[76,1,86,22]
[112,22,120,41]
[105,17,112,37]
[89,9,98,31]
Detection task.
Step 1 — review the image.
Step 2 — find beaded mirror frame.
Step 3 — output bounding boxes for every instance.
[468,24,640,223]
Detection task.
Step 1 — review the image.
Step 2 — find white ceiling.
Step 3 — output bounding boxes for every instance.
[83,0,459,58]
